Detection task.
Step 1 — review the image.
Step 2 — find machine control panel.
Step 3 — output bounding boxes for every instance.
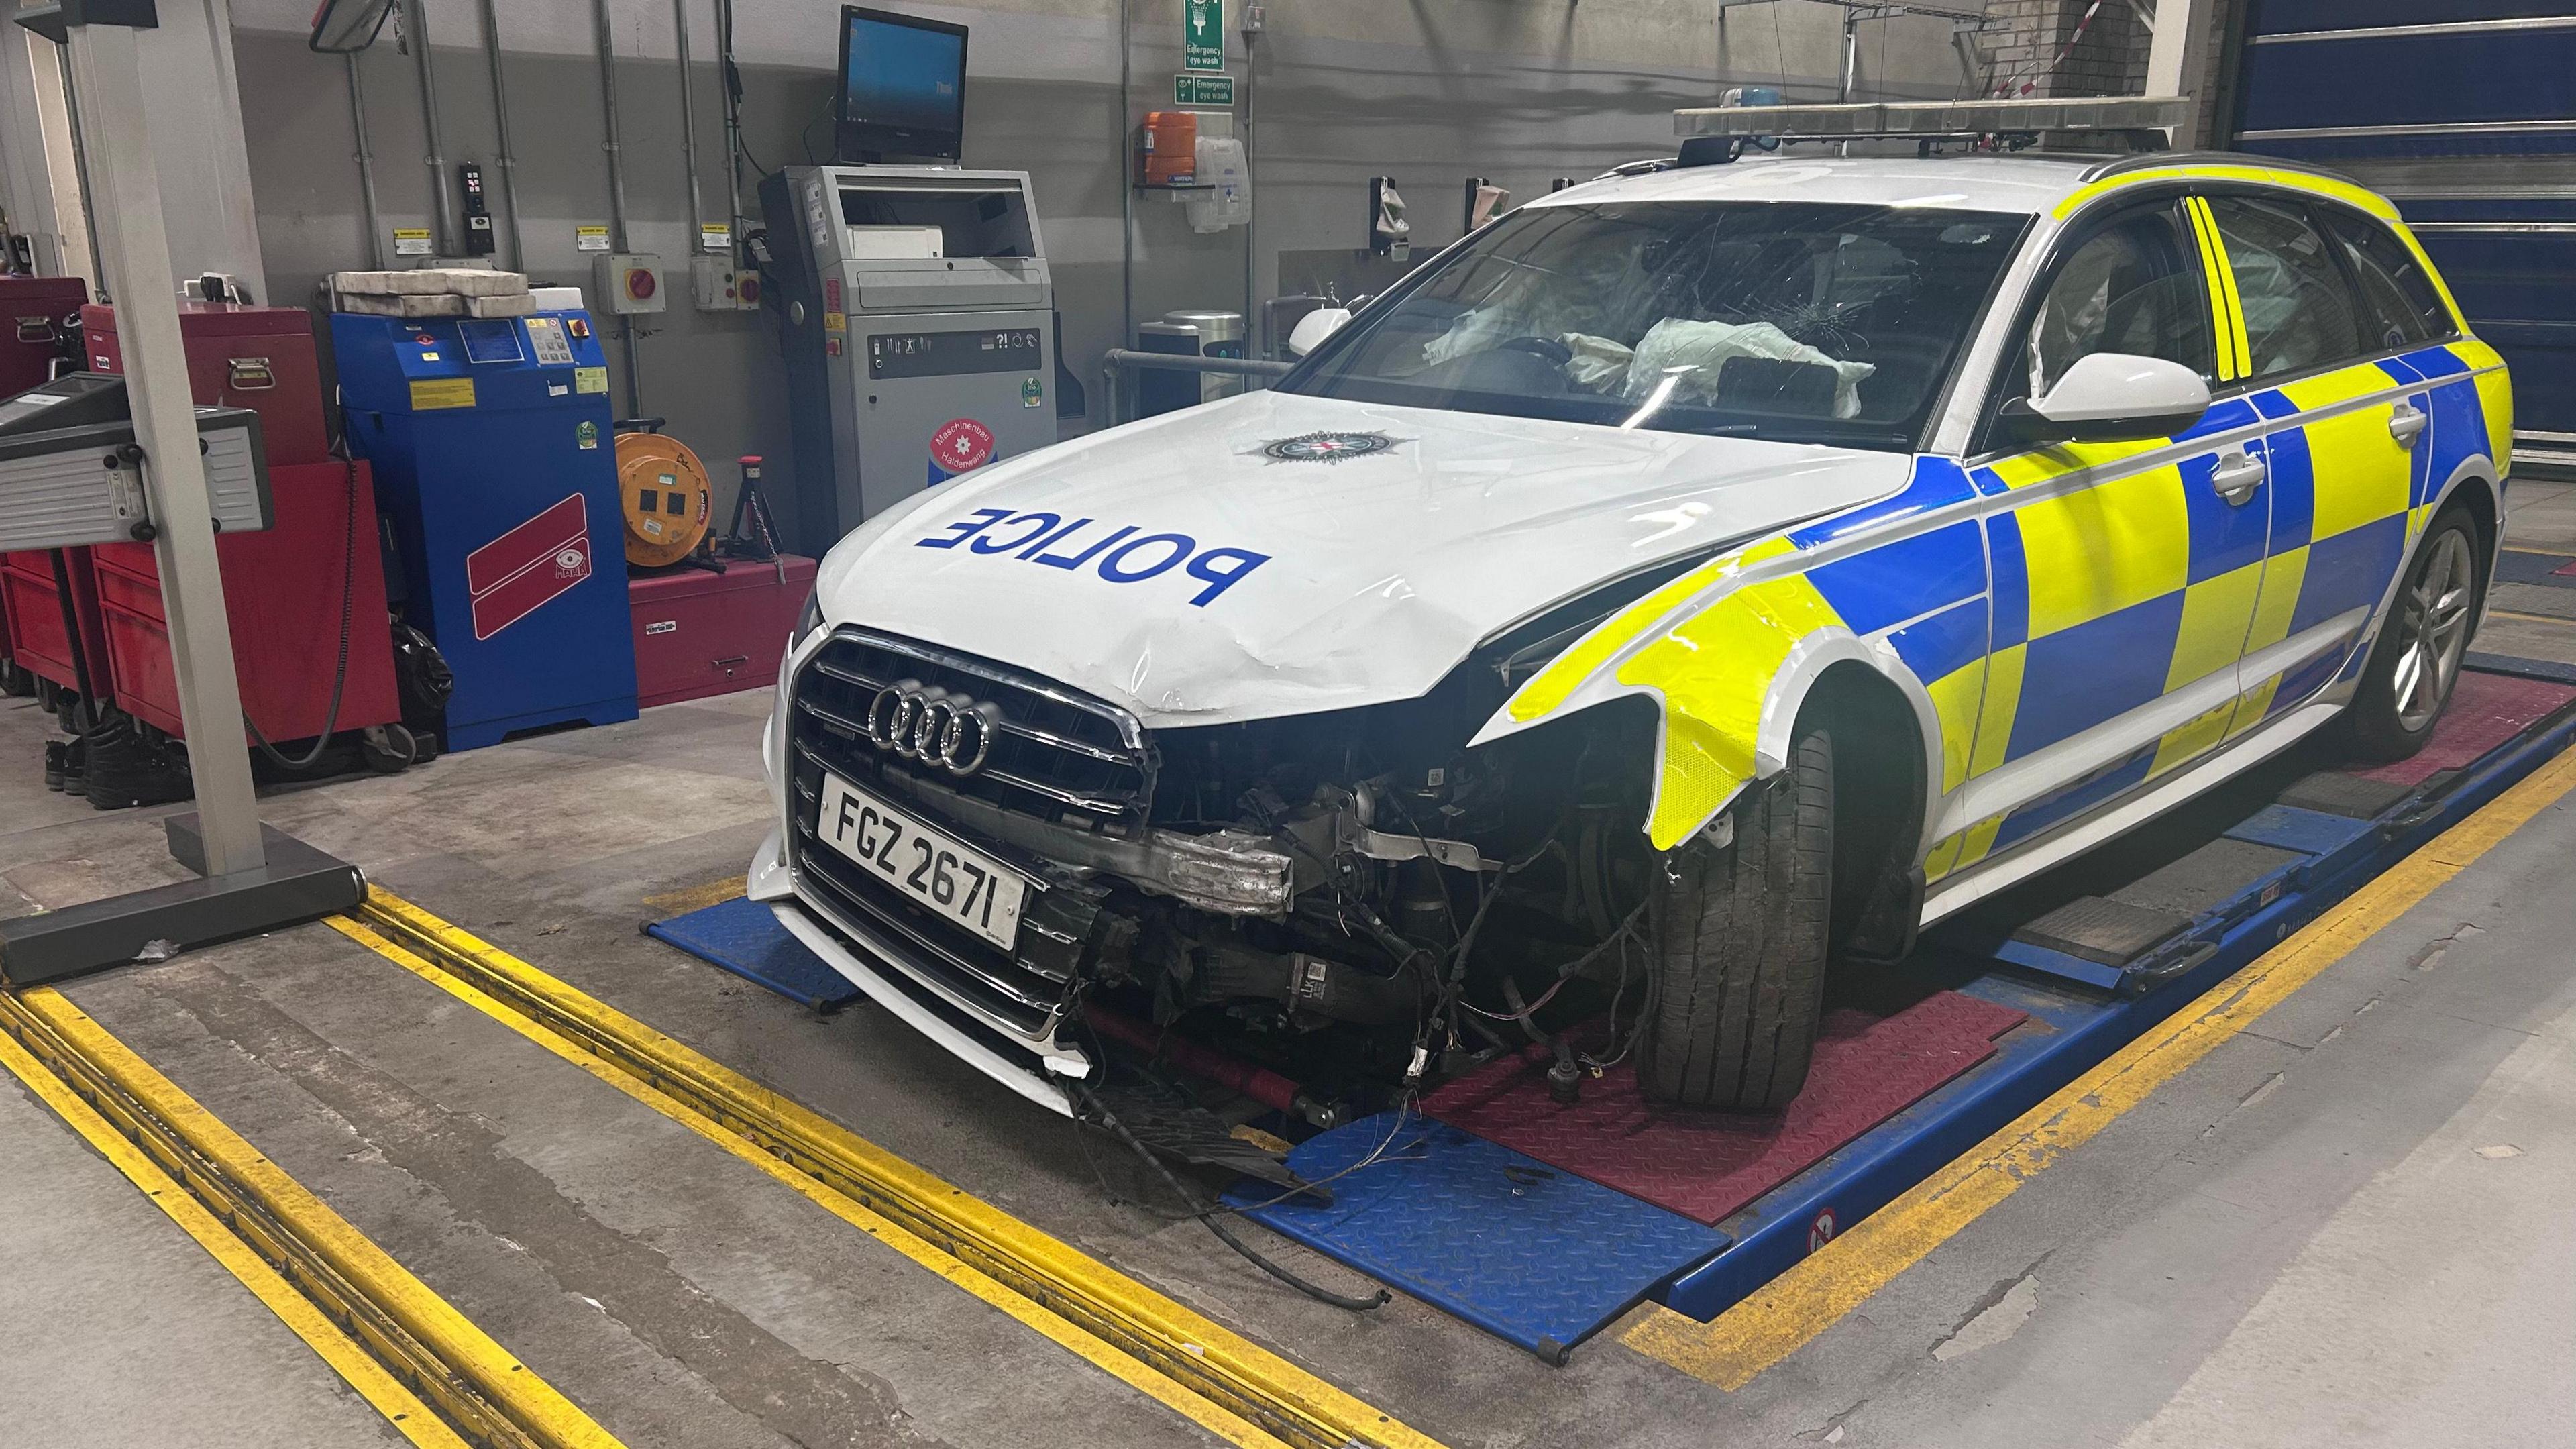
[525,317,576,366]
[867,327,1044,380]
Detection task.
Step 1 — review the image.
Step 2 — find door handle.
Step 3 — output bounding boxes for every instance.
[2390,399,2428,447]
[2212,451,2267,505]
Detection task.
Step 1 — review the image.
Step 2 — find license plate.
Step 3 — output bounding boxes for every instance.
[814,774,1028,950]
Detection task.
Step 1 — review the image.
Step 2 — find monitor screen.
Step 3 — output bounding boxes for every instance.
[836,7,968,161]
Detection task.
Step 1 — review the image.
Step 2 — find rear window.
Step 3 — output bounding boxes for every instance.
[2318,206,2456,349]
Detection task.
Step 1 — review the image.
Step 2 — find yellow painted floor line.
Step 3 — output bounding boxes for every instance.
[639,875,749,918]
[0,1020,472,1449]
[2487,607,2576,626]
[7,988,628,1449]
[1625,745,2576,1391]
[330,898,1442,1449]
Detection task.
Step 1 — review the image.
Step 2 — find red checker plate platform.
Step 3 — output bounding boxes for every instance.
[1424,990,2027,1226]
[2351,671,2576,787]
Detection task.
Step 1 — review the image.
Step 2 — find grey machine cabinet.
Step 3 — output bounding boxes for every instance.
[762,165,1058,551]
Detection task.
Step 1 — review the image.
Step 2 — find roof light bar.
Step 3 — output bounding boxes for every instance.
[1674,95,2190,142]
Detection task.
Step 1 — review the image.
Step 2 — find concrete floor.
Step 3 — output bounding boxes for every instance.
[1,486,2572,1447]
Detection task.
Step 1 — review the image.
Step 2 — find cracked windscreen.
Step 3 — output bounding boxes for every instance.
[1281,199,2030,451]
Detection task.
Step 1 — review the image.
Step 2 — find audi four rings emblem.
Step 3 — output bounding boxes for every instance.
[865,682,998,776]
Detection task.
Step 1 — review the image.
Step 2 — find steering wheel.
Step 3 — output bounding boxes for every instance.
[1493,336,1574,366]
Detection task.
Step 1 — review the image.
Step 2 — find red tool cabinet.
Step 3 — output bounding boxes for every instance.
[0,276,91,693]
[628,555,818,709]
[91,459,401,744]
[80,301,330,464]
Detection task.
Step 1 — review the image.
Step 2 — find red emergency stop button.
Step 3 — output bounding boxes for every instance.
[626,268,657,301]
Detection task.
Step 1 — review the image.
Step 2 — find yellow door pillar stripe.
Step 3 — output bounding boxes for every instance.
[1622,745,2576,1391]
[2186,197,2249,382]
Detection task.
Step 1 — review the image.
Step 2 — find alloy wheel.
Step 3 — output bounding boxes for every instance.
[2391,528,2475,733]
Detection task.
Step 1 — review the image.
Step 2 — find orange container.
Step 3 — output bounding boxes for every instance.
[1138,110,1199,186]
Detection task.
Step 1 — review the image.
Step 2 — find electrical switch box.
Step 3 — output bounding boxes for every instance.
[594,254,665,315]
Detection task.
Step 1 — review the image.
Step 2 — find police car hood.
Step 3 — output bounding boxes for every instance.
[814,390,1908,728]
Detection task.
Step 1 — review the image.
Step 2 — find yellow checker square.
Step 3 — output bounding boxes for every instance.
[2149,697,2235,779]
[2227,672,2282,741]
[2286,392,2412,543]
[2245,544,2307,655]
[1969,642,2025,780]
[1925,830,1965,881]
[2167,562,2263,693]
[2469,354,2514,468]
[2012,464,2191,637]
[1954,815,2004,873]
[1621,574,1845,847]
[1923,658,1988,795]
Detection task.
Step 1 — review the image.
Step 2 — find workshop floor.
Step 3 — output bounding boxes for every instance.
[4,484,2574,1448]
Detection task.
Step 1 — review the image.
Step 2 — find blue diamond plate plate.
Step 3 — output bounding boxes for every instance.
[645,896,863,1010]
[1230,1113,1729,1360]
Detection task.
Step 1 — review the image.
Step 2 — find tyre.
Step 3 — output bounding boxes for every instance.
[2341,506,2482,764]
[1637,728,1833,1112]
[360,722,421,775]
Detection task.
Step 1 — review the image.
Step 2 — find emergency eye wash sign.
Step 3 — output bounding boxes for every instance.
[1184,0,1222,70]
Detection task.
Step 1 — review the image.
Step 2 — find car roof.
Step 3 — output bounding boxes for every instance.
[1525,150,2394,222]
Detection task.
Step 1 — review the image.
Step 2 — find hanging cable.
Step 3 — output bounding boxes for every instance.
[1075,1082,1391,1313]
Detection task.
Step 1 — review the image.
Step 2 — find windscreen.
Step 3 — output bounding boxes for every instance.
[1282,199,2029,451]
[842,14,965,141]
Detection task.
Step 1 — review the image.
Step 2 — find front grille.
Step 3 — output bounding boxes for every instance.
[786,629,1152,1039]
[794,630,1153,832]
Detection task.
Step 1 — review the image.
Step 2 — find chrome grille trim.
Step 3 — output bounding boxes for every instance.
[786,628,1153,1040]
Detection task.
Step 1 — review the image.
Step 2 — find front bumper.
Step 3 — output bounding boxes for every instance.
[746,828,1091,1116]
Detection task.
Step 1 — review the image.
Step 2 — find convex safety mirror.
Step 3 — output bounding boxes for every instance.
[309,0,397,54]
[2003,352,2212,445]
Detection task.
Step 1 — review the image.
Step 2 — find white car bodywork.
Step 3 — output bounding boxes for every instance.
[750,152,2509,1112]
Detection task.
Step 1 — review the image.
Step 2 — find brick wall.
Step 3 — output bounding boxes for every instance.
[1979,0,2153,99]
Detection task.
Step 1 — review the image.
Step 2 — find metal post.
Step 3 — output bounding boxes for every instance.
[1118,0,1132,357]
[346,52,386,270]
[52,41,103,299]
[594,0,643,417]
[401,0,460,258]
[674,0,708,255]
[64,21,263,875]
[477,0,525,272]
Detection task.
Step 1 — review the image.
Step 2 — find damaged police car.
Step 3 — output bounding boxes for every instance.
[751,148,2508,1116]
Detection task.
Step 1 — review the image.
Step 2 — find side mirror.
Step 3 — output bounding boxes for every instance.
[1287,307,1353,358]
[311,0,398,54]
[2001,352,2212,446]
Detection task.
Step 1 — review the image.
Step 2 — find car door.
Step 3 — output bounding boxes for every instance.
[1928,196,2257,882]
[2198,192,2422,732]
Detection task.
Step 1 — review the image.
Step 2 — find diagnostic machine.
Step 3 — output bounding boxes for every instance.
[760,6,1057,550]
[333,308,639,751]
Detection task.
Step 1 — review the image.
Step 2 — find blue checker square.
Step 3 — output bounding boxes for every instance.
[2261,426,2316,551]
[2007,592,2187,759]
[1231,1115,1728,1358]
[1986,510,2031,650]
[1805,519,1987,634]
[2178,450,2271,583]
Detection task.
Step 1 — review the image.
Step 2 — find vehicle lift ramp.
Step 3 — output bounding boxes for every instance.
[1228,664,2576,1360]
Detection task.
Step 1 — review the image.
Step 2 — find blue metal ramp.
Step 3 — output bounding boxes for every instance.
[645,895,862,1010]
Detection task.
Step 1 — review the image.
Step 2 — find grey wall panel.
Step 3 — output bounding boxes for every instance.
[229,0,1976,535]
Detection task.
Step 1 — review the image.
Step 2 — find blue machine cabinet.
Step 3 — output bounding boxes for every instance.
[334,310,639,751]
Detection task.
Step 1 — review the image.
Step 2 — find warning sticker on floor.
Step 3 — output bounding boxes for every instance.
[467,493,594,640]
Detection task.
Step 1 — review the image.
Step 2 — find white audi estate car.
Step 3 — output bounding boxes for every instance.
[749,147,2508,1116]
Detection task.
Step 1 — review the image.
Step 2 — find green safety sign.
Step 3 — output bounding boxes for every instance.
[1184,0,1223,71]
[1173,74,1235,106]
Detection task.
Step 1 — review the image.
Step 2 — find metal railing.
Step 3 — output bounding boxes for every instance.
[1098,348,1296,427]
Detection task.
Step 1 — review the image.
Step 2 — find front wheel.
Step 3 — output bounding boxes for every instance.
[2341,507,2481,763]
[1637,729,1833,1112]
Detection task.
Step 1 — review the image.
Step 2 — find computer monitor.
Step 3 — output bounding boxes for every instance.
[834,7,969,163]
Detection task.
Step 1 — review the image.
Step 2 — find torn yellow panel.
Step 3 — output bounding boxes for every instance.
[1923,657,1988,796]
[1618,574,1845,849]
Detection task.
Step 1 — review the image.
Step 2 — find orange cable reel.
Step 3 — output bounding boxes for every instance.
[616,429,714,567]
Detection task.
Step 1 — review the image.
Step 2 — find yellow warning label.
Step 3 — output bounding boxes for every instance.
[574,366,610,394]
[409,378,476,410]
[823,310,847,333]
